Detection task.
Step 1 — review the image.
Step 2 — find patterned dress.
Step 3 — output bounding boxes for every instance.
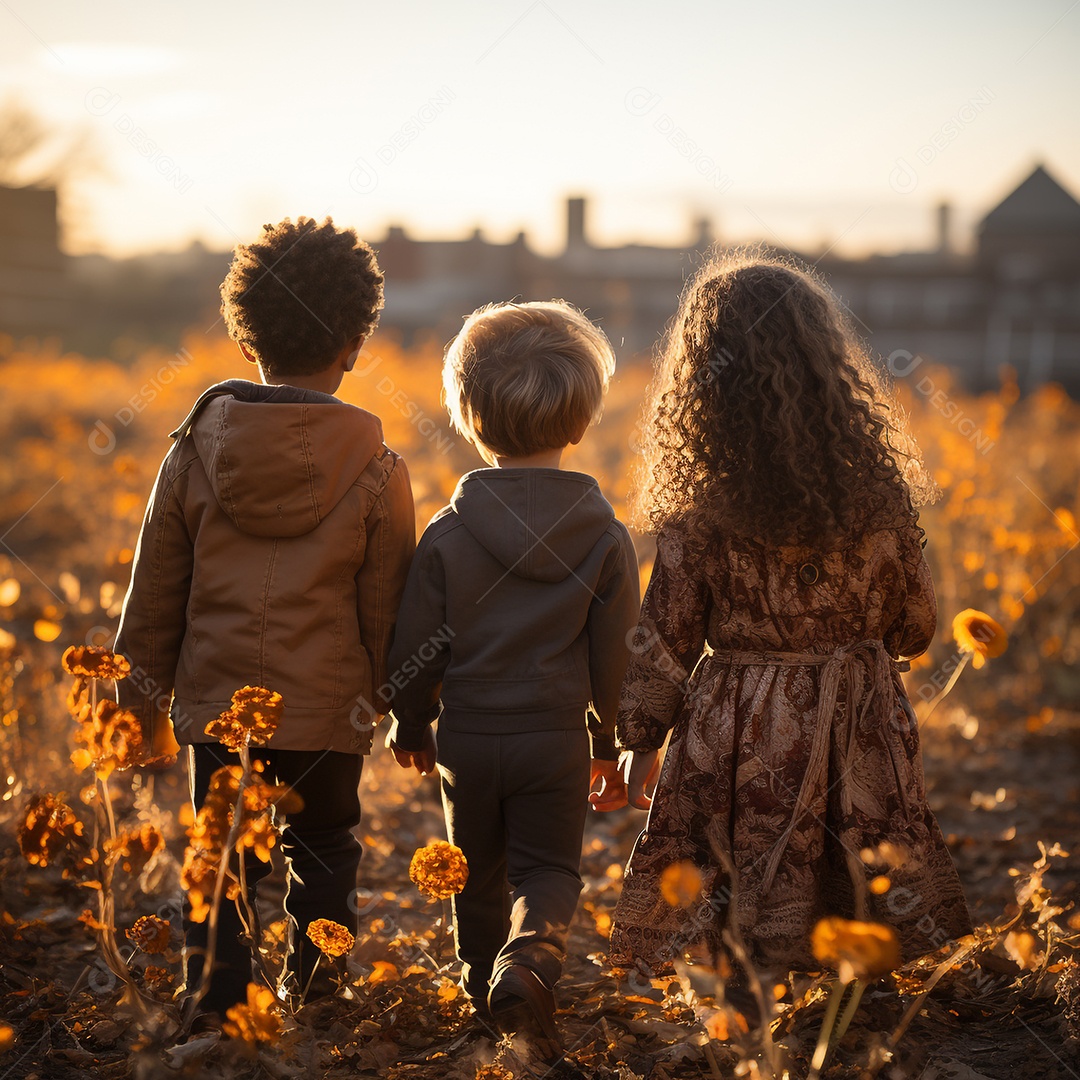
[609,502,972,974]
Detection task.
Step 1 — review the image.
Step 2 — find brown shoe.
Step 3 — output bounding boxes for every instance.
[488,964,560,1046]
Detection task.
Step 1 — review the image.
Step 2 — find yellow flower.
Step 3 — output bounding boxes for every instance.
[951,609,1008,669]
[409,841,469,900]
[205,686,284,750]
[659,861,704,908]
[127,914,171,955]
[223,983,282,1045]
[306,919,355,958]
[18,794,85,869]
[61,645,131,681]
[810,917,901,983]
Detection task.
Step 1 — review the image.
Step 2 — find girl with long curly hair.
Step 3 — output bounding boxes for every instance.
[603,253,971,978]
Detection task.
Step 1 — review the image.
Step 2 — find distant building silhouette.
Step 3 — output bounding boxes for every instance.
[820,164,1080,391]
[376,162,1080,391]
[0,184,69,337]
[4,164,1077,392]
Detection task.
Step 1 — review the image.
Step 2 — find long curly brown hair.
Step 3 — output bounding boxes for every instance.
[634,252,934,547]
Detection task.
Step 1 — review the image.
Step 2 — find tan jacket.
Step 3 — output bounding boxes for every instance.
[116,380,415,754]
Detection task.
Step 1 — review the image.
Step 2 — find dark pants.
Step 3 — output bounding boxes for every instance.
[184,743,363,1014]
[436,726,591,1002]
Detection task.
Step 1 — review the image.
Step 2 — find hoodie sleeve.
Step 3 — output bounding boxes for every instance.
[357,451,416,716]
[114,443,195,745]
[386,519,452,752]
[616,523,709,753]
[585,522,641,760]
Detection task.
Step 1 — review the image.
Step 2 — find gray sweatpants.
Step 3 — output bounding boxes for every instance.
[436,725,591,1001]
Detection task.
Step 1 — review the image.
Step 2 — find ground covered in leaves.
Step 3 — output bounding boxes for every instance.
[2,341,1080,1076]
[1,697,1079,1080]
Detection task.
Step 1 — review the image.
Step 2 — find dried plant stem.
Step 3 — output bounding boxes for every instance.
[100,776,117,841]
[919,651,970,723]
[831,979,866,1049]
[702,1039,724,1079]
[712,842,780,1074]
[887,937,979,1052]
[300,953,322,1003]
[186,743,255,1021]
[807,978,846,1079]
[438,898,452,969]
[93,774,153,1019]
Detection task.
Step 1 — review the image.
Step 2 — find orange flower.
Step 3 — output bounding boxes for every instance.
[810,917,900,983]
[475,1067,513,1080]
[869,875,891,895]
[237,811,278,864]
[409,841,469,900]
[71,699,144,778]
[105,822,164,877]
[127,914,171,954]
[951,609,1007,669]
[243,779,304,817]
[223,983,282,1045]
[18,794,85,869]
[181,765,302,920]
[62,645,131,681]
[181,765,241,923]
[143,965,174,992]
[238,776,303,862]
[205,686,284,750]
[306,918,355,958]
[659,861,704,908]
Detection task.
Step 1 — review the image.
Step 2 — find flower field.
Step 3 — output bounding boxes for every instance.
[0,332,1078,1079]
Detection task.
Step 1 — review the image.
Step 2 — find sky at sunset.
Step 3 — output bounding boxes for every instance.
[2,0,1078,258]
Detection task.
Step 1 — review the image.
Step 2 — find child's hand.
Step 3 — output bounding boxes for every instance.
[622,749,660,810]
[588,758,628,812]
[388,726,437,776]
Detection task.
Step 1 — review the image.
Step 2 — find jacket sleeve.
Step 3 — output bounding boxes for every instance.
[885,521,938,660]
[385,521,451,751]
[356,452,416,717]
[585,524,641,760]
[114,445,194,744]
[616,524,709,753]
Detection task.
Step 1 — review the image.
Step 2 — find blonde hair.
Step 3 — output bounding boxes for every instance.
[443,300,616,458]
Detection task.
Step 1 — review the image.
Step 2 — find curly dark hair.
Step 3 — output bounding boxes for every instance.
[634,251,935,546]
[220,216,384,376]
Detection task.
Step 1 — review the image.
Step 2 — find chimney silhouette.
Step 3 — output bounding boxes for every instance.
[936,201,952,255]
[566,196,587,251]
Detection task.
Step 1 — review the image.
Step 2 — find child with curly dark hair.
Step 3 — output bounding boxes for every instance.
[115,216,415,1016]
[603,254,971,980]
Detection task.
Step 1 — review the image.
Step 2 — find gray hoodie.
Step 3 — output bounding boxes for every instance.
[387,468,639,759]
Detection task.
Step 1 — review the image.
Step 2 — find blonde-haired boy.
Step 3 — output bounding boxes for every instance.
[387,300,639,1043]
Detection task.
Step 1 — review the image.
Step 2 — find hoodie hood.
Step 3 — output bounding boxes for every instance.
[451,468,615,583]
[174,380,384,538]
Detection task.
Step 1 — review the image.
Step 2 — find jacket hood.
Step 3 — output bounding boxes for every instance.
[173,379,384,538]
[451,468,615,583]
